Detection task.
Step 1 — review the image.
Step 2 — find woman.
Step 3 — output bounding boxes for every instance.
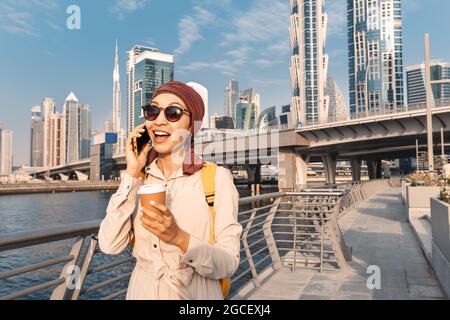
[98,81,242,300]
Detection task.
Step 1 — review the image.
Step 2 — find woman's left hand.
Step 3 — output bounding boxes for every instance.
[140,201,190,252]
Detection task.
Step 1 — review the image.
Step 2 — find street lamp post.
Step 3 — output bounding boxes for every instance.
[424,33,434,172]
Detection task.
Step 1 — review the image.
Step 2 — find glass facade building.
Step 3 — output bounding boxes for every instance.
[234,88,260,132]
[347,0,405,116]
[64,92,91,163]
[235,102,257,132]
[224,79,240,123]
[30,105,44,167]
[289,0,329,126]
[257,106,278,130]
[126,46,174,133]
[406,61,450,105]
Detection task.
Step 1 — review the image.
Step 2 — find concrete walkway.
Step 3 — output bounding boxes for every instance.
[247,187,447,300]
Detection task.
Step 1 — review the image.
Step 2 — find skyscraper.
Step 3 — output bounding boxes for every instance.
[113,40,121,133]
[0,128,13,176]
[79,104,91,160]
[406,61,450,105]
[224,80,240,121]
[30,105,44,167]
[326,77,349,121]
[64,92,91,163]
[126,45,174,133]
[289,0,329,126]
[347,0,405,116]
[49,112,66,167]
[41,97,56,166]
[235,88,259,132]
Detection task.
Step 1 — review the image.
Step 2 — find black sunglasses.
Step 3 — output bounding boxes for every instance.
[141,104,191,122]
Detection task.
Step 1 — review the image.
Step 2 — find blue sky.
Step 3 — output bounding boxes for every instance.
[1,0,450,166]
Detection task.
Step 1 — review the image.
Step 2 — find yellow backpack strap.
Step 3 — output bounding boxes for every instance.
[201,163,217,244]
[201,163,231,298]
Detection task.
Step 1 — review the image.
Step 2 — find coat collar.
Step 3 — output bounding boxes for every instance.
[145,158,186,181]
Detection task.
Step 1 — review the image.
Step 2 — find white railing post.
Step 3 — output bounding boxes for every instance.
[70,236,98,300]
[263,198,282,270]
[50,236,84,300]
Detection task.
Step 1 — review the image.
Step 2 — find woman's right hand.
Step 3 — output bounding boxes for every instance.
[125,123,152,178]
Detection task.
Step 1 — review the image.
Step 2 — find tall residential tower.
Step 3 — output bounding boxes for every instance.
[64,92,91,163]
[347,0,405,115]
[289,0,329,126]
[224,80,240,123]
[30,105,44,167]
[113,40,121,133]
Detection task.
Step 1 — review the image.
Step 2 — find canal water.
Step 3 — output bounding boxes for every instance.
[0,185,278,299]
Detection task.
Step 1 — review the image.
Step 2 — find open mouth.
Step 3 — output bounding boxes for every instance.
[153,130,171,143]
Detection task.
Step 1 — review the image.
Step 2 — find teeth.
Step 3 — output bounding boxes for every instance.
[154,131,170,136]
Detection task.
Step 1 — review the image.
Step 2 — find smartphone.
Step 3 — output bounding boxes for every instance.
[132,128,151,158]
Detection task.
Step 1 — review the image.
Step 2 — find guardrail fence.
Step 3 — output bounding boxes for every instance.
[0,178,394,300]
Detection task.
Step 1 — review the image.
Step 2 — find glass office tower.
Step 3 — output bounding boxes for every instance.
[348,0,405,116]
[126,45,174,133]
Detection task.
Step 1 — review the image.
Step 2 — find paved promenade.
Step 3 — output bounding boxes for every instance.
[247,187,447,300]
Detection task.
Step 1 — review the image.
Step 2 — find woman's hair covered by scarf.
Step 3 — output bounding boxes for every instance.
[145,81,205,175]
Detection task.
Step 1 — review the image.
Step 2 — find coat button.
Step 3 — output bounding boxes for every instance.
[153,244,157,248]
[189,259,193,263]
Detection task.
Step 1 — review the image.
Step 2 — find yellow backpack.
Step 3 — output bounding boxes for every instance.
[201,163,232,299]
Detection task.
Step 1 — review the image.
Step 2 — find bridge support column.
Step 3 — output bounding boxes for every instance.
[322,154,338,184]
[367,159,382,180]
[278,149,308,192]
[350,159,362,182]
[246,164,262,196]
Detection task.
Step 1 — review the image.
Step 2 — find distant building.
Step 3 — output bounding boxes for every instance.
[112,40,121,133]
[64,92,91,163]
[210,113,220,129]
[90,132,117,181]
[224,80,240,122]
[290,0,329,126]
[406,61,450,105]
[104,118,113,132]
[347,0,405,115]
[235,88,260,132]
[215,116,235,130]
[257,106,278,130]
[126,45,174,133]
[41,97,56,166]
[48,112,66,167]
[30,105,44,167]
[326,77,348,122]
[278,104,293,129]
[0,128,13,176]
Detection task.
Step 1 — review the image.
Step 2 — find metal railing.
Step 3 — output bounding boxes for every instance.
[0,179,393,300]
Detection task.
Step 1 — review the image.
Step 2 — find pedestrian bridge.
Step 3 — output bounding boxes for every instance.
[0,177,445,300]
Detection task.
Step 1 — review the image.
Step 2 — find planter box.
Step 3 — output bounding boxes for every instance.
[431,198,450,262]
[406,186,441,221]
[401,181,411,204]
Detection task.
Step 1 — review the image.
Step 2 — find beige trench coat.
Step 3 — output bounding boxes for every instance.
[98,159,242,300]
